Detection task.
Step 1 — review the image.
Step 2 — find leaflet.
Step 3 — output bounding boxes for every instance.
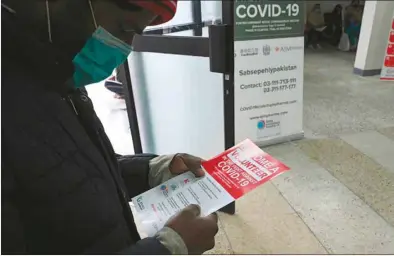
[130,139,290,237]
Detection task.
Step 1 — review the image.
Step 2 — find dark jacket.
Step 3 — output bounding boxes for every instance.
[1,9,169,255]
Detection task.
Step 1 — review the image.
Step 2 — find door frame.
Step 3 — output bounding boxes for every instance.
[122,0,236,214]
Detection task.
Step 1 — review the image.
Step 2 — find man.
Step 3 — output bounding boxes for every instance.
[328,4,343,47]
[2,0,219,254]
[306,4,325,49]
[345,0,363,51]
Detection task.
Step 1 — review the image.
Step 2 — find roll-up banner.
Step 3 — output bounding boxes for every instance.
[380,11,394,81]
[234,0,305,146]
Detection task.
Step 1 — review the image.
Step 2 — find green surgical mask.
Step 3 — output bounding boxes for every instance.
[72,26,132,88]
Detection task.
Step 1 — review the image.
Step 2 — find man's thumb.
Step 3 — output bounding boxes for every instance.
[184,204,201,217]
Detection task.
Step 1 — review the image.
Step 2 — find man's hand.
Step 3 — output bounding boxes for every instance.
[169,153,205,177]
[165,204,219,254]
[149,154,205,188]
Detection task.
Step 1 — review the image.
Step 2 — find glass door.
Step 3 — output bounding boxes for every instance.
[122,0,236,214]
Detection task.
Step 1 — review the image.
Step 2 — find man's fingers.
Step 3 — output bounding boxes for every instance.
[182,154,204,169]
[202,213,219,236]
[170,154,188,174]
[171,154,205,177]
[191,167,205,177]
[179,154,205,177]
[184,204,201,217]
[204,212,218,223]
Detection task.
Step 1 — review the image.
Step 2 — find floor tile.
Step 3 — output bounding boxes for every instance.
[303,49,394,137]
[296,138,394,227]
[341,130,394,174]
[378,126,394,141]
[219,182,327,254]
[205,219,234,255]
[266,143,394,254]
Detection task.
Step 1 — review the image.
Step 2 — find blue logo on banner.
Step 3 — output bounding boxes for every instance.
[257,120,265,130]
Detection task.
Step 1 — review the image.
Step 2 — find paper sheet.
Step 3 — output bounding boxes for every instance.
[130,139,290,237]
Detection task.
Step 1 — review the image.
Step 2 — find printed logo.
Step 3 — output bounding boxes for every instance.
[257,118,281,139]
[136,196,145,211]
[257,120,265,130]
[240,47,259,57]
[275,45,303,53]
[170,184,178,191]
[160,185,169,197]
[183,178,190,184]
[262,45,271,56]
[264,119,280,129]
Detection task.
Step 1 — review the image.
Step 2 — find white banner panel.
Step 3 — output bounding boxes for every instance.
[233,0,305,146]
[234,37,304,144]
[380,12,394,81]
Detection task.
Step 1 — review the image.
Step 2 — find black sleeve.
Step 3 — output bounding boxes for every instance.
[1,166,27,254]
[2,165,170,255]
[119,237,170,255]
[115,155,173,255]
[117,154,158,199]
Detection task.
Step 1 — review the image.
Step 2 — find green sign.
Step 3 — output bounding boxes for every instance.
[234,0,305,41]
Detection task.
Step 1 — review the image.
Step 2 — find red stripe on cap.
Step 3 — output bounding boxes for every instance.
[130,0,177,26]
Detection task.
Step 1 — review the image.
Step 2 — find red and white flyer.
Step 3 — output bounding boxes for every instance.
[130,139,290,237]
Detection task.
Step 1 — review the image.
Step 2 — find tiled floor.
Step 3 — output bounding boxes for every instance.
[88,49,394,254]
[208,49,394,254]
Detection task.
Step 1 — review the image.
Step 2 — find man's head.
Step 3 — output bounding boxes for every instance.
[312,4,321,13]
[78,0,178,44]
[350,0,360,7]
[2,0,177,86]
[2,0,176,58]
[334,4,342,14]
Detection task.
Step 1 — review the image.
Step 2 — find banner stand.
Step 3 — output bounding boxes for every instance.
[233,0,305,146]
[255,132,304,148]
[380,10,394,81]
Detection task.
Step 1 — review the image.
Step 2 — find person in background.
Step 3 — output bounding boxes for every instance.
[306,4,325,49]
[2,0,219,254]
[346,15,361,51]
[324,4,343,46]
[345,0,363,51]
[346,0,363,13]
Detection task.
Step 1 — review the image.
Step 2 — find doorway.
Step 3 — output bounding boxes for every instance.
[121,0,236,214]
